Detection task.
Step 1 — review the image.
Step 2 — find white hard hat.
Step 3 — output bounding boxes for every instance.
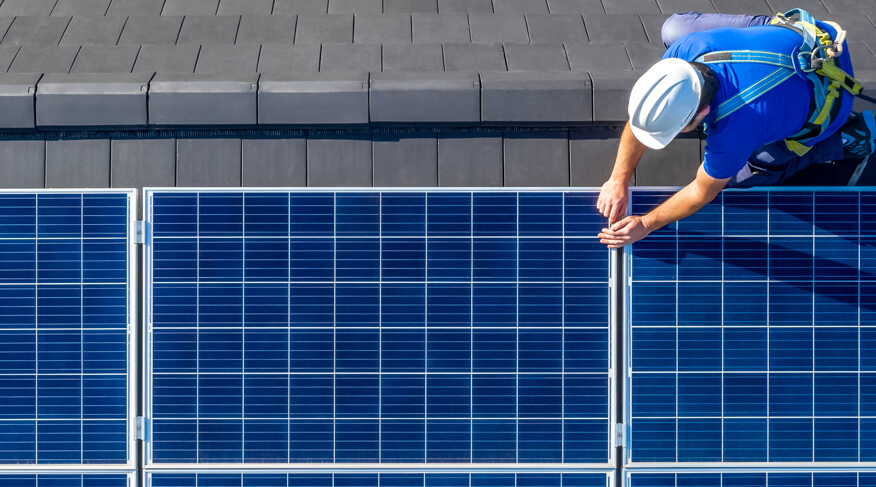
[628,58,704,150]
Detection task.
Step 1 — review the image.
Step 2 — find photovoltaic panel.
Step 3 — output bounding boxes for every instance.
[147,472,612,487]
[0,191,135,466]
[0,473,132,487]
[628,471,876,487]
[145,190,613,466]
[626,188,876,464]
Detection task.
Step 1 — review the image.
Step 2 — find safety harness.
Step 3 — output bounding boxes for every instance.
[693,8,863,156]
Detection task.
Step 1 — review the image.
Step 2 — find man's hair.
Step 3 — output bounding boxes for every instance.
[690,61,718,112]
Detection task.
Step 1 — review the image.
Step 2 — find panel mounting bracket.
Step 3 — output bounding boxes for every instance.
[615,423,626,449]
[134,221,150,245]
[135,416,150,441]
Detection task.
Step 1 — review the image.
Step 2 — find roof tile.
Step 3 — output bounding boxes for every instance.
[437,132,504,187]
[259,71,369,124]
[328,0,383,13]
[355,13,412,43]
[443,42,506,70]
[525,14,586,43]
[570,130,620,186]
[177,15,242,44]
[242,138,308,187]
[412,13,470,43]
[0,141,46,186]
[2,16,72,46]
[218,0,275,15]
[51,0,112,16]
[118,16,184,45]
[320,42,381,71]
[493,0,549,14]
[584,13,647,42]
[711,0,772,15]
[468,13,530,43]
[382,43,444,70]
[0,74,40,130]
[852,42,876,71]
[589,68,638,120]
[162,0,220,15]
[177,139,242,187]
[384,0,439,14]
[636,137,700,185]
[106,0,166,16]
[258,43,320,72]
[600,0,660,14]
[0,18,14,44]
[565,42,632,71]
[236,15,297,44]
[36,73,151,127]
[273,0,329,14]
[823,0,876,15]
[149,73,258,126]
[195,44,260,73]
[307,134,373,187]
[8,45,79,73]
[46,140,110,188]
[546,0,603,14]
[822,13,876,44]
[437,0,493,13]
[373,134,438,186]
[0,0,61,17]
[639,13,669,44]
[295,14,354,43]
[0,45,21,72]
[504,130,570,186]
[624,40,664,69]
[656,0,716,14]
[133,44,200,73]
[481,71,591,121]
[371,71,479,121]
[111,139,177,188]
[504,42,570,71]
[70,45,140,72]
[766,0,829,15]
[59,16,127,46]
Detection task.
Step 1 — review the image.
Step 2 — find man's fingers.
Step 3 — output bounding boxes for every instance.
[610,216,635,232]
[609,204,624,226]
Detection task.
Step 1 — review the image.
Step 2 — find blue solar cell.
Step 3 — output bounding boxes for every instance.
[0,474,129,487]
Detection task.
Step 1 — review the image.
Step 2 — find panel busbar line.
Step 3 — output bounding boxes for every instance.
[144,189,614,468]
[625,188,876,465]
[0,190,137,469]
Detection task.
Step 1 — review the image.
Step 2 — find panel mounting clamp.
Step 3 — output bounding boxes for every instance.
[134,220,149,245]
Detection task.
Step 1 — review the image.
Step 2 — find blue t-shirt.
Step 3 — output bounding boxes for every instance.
[662,24,854,179]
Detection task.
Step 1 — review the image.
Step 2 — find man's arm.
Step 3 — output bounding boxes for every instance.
[596,120,647,225]
[598,163,730,248]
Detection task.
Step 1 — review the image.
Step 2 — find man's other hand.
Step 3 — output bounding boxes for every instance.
[599,215,651,249]
[596,178,628,225]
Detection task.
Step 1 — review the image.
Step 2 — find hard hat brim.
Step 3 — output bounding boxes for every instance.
[630,123,679,150]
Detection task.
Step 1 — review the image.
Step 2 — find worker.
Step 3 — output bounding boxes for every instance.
[597,10,876,248]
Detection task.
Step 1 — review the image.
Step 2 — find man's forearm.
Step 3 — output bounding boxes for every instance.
[610,121,647,183]
[640,176,725,233]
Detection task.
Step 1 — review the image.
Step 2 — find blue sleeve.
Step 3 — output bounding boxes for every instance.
[702,126,760,180]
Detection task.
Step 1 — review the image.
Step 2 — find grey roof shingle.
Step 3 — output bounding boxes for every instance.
[493,0,549,14]
[565,42,632,71]
[162,0,220,16]
[70,45,141,72]
[235,15,297,44]
[468,13,529,43]
[639,13,669,44]
[295,14,354,43]
[354,13,412,43]
[525,13,586,43]
[443,42,506,70]
[273,0,329,14]
[656,0,716,14]
[0,45,22,72]
[106,0,166,16]
[51,0,112,16]
[8,45,79,73]
[584,13,647,42]
[328,0,383,14]
[195,44,260,73]
[504,42,570,71]
[711,0,772,15]
[0,0,61,17]
[133,44,200,73]
[2,16,72,46]
[437,0,493,13]
[370,71,480,121]
[320,42,381,71]
[218,0,275,15]
[258,43,320,72]
[177,15,241,44]
[259,71,369,124]
[412,13,470,43]
[384,0,439,14]
[545,0,603,14]
[59,16,127,45]
[602,0,661,14]
[382,43,444,70]
[117,16,184,45]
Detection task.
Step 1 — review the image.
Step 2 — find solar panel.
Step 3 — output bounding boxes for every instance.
[147,472,612,487]
[0,473,133,487]
[0,191,135,466]
[626,188,876,464]
[628,471,876,487]
[145,190,614,466]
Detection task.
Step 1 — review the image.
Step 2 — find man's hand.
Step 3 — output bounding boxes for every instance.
[598,215,651,249]
[596,178,629,225]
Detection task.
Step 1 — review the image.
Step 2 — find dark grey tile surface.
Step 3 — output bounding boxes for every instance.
[481,71,591,122]
[766,0,829,16]
[60,16,128,46]
[111,139,177,188]
[384,0,439,13]
[241,138,308,186]
[177,15,242,44]
[503,130,570,186]
[625,41,665,69]
[0,0,59,16]
[176,138,243,187]
[295,14,354,43]
[46,139,111,188]
[712,0,772,15]
[162,0,219,15]
[382,43,444,70]
[218,0,275,14]
[822,13,876,44]
[107,0,166,16]
[0,73,40,129]
[259,72,369,124]
[504,43,570,71]
[149,73,259,126]
[412,13,470,43]
[320,43,381,71]
[443,42,506,70]
[602,0,661,14]
[589,69,639,120]
[70,45,140,73]
[258,43,321,72]
[355,13,412,43]
[307,133,372,186]
[2,16,72,47]
[852,42,876,71]
[373,133,438,186]
[195,44,260,73]
[51,0,112,16]
[823,0,876,15]
[635,137,700,185]
[236,15,297,44]
[493,0,549,14]
[274,0,329,14]
[570,129,621,186]
[133,44,200,73]
[852,69,876,113]
[438,132,503,186]
[0,45,21,73]
[438,0,493,12]
[584,13,647,42]
[328,0,383,13]
[468,13,530,43]
[36,73,150,127]
[118,16,184,45]
[546,0,603,14]
[639,13,669,44]
[566,42,632,71]
[8,46,79,73]
[371,71,479,122]
[525,14,586,43]
[0,18,14,45]
[656,0,716,14]
[0,141,45,188]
